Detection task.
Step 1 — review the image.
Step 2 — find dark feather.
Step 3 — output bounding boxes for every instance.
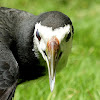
[0,7,73,99]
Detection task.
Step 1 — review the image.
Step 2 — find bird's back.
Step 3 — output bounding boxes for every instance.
[0,7,42,100]
[0,7,37,39]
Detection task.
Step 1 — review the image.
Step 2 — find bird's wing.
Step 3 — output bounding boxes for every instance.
[0,80,17,100]
[0,32,19,100]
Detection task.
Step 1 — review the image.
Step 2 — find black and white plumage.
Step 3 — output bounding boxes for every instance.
[0,7,74,100]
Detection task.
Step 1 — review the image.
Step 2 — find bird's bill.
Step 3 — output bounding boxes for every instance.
[47,36,59,92]
[48,48,56,92]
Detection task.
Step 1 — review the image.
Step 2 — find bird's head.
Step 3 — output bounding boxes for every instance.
[33,11,74,92]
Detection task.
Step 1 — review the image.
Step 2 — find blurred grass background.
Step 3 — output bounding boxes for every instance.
[0,0,100,100]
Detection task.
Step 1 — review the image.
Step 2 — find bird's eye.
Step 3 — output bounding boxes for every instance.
[66,32,71,42]
[36,30,41,41]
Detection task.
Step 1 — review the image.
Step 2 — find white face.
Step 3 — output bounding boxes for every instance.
[33,22,71,55]
[33,22,73,69]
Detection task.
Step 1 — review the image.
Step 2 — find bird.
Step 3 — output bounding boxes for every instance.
[0,7,74,100]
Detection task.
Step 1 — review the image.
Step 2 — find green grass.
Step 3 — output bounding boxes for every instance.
[0,0,100,100]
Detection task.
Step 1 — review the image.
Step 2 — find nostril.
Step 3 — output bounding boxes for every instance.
[58,51,62,60]
[43,50,47,57]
